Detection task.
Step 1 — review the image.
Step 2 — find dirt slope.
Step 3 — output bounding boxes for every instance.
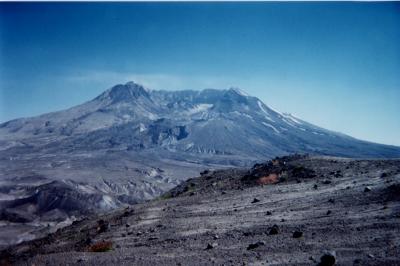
[1,156,399,266]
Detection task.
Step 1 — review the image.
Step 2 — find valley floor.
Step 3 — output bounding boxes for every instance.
[1,156,399,266]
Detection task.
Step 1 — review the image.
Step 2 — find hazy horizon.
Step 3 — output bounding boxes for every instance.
[1,2,399,146]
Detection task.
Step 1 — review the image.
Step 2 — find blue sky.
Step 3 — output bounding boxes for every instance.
[0,2,399,146]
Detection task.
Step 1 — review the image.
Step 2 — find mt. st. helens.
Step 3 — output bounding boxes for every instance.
[0,82,399,247]
[1,81,399,158]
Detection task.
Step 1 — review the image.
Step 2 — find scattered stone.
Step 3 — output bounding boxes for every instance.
[364,186,372,192]
[326,210,332,215]
[200,169,210,176]
[385,183,400,201]
[367,254,374,258]
[381,172,388,178]
[205,243,218,250]
[213,234,220,240]
[122,210,131,217]
[322,180,332,185]
[279,177,287,183]
[292,231,303,238]
[251,198,260,203]
[96,220,108,233]
[246,241,265,250]
[334,171,342,178]
[126,224,130,228]
[269,224,279,235]
[328,199,335,204]
[313,184,318,190]
[309,256,317,262]
[353,259,361,264]
[266,211,272,215]
[319,250,336,266]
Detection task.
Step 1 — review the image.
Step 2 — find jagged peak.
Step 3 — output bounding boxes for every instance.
[228,87,250,97]
[124,81,152,92]
[97,81,150,103]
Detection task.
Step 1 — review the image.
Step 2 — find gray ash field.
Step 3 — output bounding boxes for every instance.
[1,155,399,265]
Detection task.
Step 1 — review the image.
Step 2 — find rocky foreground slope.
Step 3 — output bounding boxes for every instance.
[1,155,399,265]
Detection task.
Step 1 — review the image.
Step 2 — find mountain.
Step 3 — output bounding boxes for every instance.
[0,81,399,247]
[1,81,399,158]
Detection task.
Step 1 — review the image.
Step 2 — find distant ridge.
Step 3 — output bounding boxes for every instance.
[1,81,399,159]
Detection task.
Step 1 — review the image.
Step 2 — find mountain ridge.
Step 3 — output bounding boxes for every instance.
[1,81,399,157]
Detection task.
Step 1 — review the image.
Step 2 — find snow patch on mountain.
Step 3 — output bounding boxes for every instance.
[282,113,303,125]
[230,111,254,121]
[139,123,146,132]
[257,101,275,122]
[262,122,280,134]
[186,104,213,115]
[267,105,284,116]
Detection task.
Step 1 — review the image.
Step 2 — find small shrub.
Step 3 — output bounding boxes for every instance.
[158,193,172,200]
[257,173,279,185]
[88,241,113,252]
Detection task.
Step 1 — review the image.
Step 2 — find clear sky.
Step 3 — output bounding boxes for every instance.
[0,2,399,146]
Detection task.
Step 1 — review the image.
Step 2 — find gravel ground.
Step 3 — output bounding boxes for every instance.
[1,156,399,266]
